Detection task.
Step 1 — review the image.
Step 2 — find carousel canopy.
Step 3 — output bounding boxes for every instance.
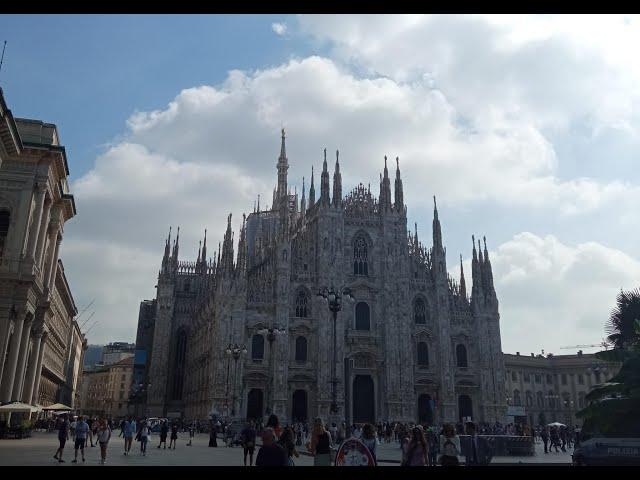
[42,403,72,411]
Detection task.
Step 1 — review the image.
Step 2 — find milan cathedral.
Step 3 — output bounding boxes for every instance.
[142,130,507,425]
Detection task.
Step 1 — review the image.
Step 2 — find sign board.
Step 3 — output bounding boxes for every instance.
[507,406,525,416]
[334,437,376,466]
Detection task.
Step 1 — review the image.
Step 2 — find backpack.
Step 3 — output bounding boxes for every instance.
[442,438,459,457]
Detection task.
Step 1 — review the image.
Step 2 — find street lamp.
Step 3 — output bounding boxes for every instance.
[317,286,354,415]
[225,344,247,418]
[257,325,287,415]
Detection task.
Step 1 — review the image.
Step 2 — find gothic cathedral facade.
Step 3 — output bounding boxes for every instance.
[143,131,507,425]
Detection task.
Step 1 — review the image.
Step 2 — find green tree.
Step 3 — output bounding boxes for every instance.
[576,288,640,436]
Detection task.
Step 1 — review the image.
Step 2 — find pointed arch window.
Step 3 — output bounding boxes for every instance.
[355,302,370,331]
[295,289,309,318]
[295,336,307,363]
[353,235,368,276]
[252,334,264,361]
[414,298,427,324]
[0,210,9,259]
[417,342,429,367]
[456,344,468,368]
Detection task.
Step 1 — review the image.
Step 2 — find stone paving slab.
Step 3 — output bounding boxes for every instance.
[0,432,572,466]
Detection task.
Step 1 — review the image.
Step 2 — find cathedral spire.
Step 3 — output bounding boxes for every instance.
[332,149,342,207]
[172,226,180,269]
[459,254,467,299]
[432,196,442,251]
[320,148,330,205]
[414,222,419,248]
[300,177,306,214]
[379,156,392,211]
[201,229,207,267]
[236,213,247,275]
[276,129,289,205]
[197,240,202,264]
[161,226,172,274]
[308,166,315,208]
[394,156,404,212]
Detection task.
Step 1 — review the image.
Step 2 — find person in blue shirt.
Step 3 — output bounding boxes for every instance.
[123,416,136,456]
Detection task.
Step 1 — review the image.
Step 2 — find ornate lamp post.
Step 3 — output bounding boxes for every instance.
[257,325,287,415]
[317,286,354,416]
[225,343,247,418]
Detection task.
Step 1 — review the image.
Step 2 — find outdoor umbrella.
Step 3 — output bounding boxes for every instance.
[42,403,72,411]
[0,402,38,413]
[547,422,566,427]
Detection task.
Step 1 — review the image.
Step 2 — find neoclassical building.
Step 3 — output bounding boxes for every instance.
[0,87,85,409]
[142,131,507,425]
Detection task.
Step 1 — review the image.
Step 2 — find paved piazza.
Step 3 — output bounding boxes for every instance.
[0,432,574,466]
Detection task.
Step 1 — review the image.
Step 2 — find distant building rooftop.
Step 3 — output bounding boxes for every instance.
[15,118,60,147]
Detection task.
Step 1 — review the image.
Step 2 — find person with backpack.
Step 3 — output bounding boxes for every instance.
[426,427,439,466]
[309,417,332,466]
[402,426,428,466]
[439,423,461,466]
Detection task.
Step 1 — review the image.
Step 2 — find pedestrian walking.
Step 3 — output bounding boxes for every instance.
[426,427,439,466]
[137,420,150,456]
[72,416,90,463]
[401,426,428,466]
[438,423,461,466]
[464,422,493,466]
[278,426,300,466]
[169,422,178,449]
[123,416,136,455]
[97,420,111,464]
[158,420,168,449]
[240,420,257,466]
[255,427,288,466]
[361,423,378,465]
[53,414,70,463]
[187,423,195,446]
[309,417,332,466]
[550,427,560,453]
[209,420,218,447]
[541,427,549,453]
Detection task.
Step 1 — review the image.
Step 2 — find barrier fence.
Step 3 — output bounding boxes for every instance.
[459,435,535,457]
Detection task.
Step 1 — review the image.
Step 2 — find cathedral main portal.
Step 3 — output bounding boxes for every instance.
[352,375,375,423]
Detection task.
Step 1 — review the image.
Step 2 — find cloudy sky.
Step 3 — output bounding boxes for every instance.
[1,14,639,354]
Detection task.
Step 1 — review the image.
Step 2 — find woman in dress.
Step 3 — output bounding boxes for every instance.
[309,417,332,466]
[169,422,178,449]
[438,423,461,466]
[402,426,428,466]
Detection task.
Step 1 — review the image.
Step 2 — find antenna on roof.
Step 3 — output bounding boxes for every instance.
[0,41,6,77]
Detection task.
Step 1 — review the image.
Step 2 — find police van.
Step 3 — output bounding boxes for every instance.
[573,436,640,465]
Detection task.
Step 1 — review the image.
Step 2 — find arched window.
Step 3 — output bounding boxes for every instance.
[295,290,309,318]
[417,342,429,367]
[295,337,307,363]
[536,391,544,408]
[414,298,427,324]
[355,302,370,331]
[513,389,521,406]
[456,344,468,368]
[548,390,556,409]
[251,334,264,361]
[578,392,586,408]
[172,329,187,400]
[353,235,368,276]
[0,210,9,259]
[526,391,533,407]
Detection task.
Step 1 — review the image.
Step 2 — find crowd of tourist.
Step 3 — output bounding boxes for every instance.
[43,412,578,466]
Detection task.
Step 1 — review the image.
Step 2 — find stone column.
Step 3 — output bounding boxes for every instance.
[0,311,27,402]
[26,186,47,260]
[46,234,62,292]
[22,329,43,404]
[42,227,57,290]
[11,314,33,400]
[30,332,48,405]
[35,200,51,269]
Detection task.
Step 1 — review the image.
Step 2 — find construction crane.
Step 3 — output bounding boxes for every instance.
[560,340,609,350]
